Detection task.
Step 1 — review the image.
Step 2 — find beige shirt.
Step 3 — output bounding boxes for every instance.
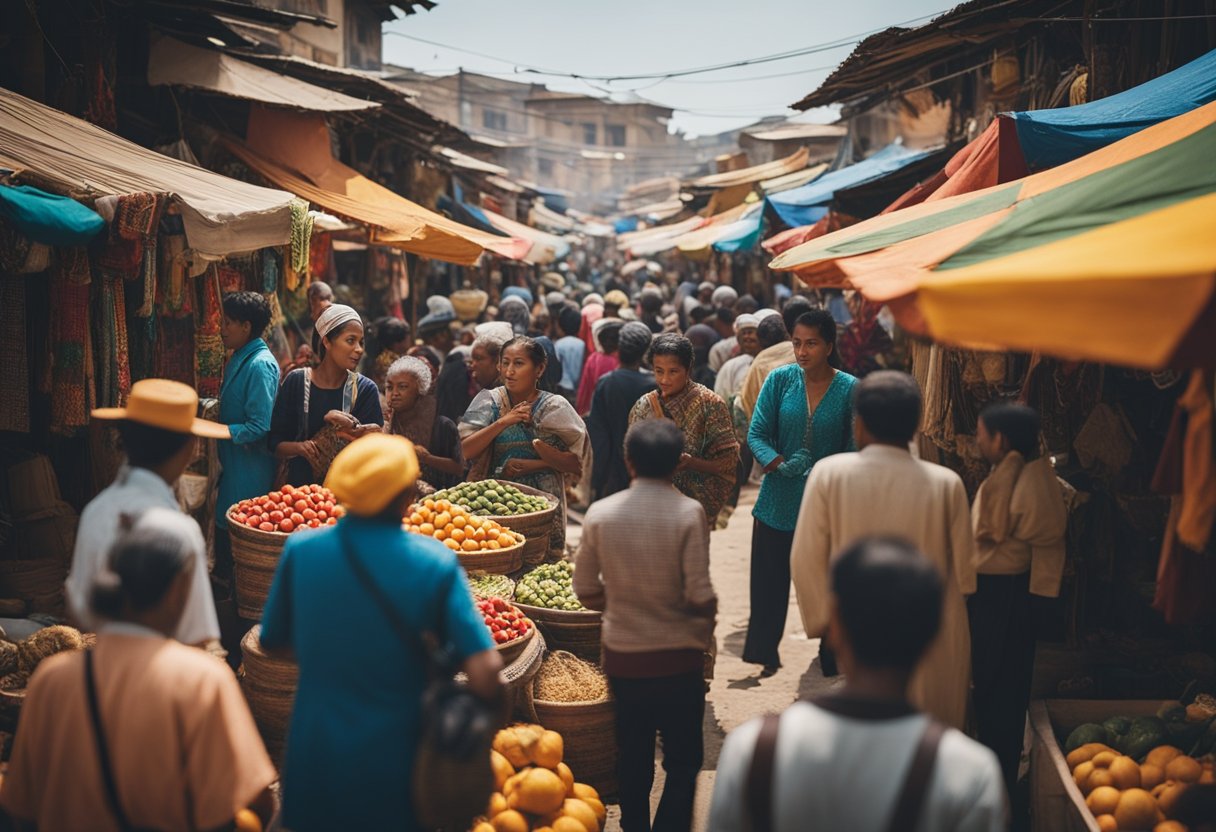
[573,478,716,653]
[1,627,276,831]
[973,453,1068,597]
[791,445,976,728]
[738,341,795,419]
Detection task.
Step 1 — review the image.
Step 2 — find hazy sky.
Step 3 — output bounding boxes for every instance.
[382,0,952,137]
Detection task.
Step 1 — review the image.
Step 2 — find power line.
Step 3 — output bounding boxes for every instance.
[383,8,952,83]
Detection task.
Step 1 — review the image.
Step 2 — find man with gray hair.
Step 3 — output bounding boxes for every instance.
[307,281,334,324]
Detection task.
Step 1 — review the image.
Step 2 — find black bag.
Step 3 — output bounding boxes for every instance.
[338,530,495,830]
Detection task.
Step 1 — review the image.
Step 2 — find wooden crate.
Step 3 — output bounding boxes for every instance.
[1028,698,1167,832]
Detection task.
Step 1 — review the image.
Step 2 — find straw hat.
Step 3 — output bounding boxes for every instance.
[325,434,420,517]
[92,379,229,439]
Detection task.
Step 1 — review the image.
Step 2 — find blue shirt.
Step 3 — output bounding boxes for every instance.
[555,335,586,392]
[216,338,280,527]
[260,517,493,832]
[748,365,857,531]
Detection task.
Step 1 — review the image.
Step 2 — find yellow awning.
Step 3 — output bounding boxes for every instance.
[918,192,1216,368]
[224,107,525,265]
[689,147,811,189]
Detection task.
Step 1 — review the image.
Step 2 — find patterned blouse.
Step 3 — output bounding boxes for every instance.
[628,382,740,527]
[747,365,857,531]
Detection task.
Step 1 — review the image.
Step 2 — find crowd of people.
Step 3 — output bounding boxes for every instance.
[0,263,1098,832]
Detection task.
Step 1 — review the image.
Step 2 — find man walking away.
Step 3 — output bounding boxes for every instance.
[586,322,656,502]
[790,371,975,729]
[575,419,716,832]
[709,537,1006,832]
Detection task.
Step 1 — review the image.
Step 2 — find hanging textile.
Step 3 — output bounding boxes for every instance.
[309,231,332,282]
[216,263,244,294]
[195,266,225,397]
[95,274,131,408]
[0,184,105,246]
[0,277,29,432]
[157,214,190,317]
[290,199,312,275]
[261,247,280,293]
[154,316,195,387]
[49,247,95,434]
[105,192,167,316]
[0,218,32,272]
[1176,371,1216,551]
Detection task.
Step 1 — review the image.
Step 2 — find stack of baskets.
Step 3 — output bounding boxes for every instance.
[239,626,298,764]
[524,651,617,796]
[512,603,602,664]
[456,535,527,576]
[479,481,559,569]
[227,512,289,619]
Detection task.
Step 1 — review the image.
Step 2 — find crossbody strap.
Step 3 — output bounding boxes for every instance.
[885,718,946,832]
[745,713,781,832]
[84,650,137,832]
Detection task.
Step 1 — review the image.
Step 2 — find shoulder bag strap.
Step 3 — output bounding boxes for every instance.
[84,650,138,832]
[884,718,947,832]
[745,712,781,832]
[337,528,449,665]
[648,390,664,420]
[299,368,312,440]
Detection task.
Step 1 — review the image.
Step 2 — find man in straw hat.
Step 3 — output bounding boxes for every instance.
[259,434,502,832]
[67,379,229,649]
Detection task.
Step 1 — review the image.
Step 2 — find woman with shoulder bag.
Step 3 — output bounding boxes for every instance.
[0,508,277,832]
[267,304,383,486]
[260,434,503,832]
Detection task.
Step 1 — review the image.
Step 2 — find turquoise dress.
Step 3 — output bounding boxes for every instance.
[748,365,857,531]
[216,338,280,527]
[260,516,493,832]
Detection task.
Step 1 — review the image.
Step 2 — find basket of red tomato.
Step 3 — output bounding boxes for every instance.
[226,485,347,619]
[477,596,535,664]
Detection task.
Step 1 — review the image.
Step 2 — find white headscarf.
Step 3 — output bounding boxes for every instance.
[734,313,760,333]
[474,321,514,347]
[315,304,361,340]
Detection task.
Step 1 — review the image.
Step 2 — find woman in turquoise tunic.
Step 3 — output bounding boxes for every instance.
[744,308,857,675]
[259,434,500,832]
[459,336,588,564]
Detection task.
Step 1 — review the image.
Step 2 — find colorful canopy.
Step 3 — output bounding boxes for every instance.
[223,107,524,265]
[765,144,938,228]
[768,100,1216,319]
[918,192,1216,369]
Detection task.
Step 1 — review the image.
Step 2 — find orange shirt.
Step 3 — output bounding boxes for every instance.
[1,628,276,831]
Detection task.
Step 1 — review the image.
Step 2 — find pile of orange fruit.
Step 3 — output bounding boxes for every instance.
[405,498,524,554]
[1069,742,1213,830]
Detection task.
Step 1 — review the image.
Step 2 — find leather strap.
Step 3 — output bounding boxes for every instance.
[745,713,781,832]
[84,650,138,832]
[885,718,946,832]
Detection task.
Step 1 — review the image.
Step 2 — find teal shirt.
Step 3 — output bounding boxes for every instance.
[748,365,857,531]
[260,517,493,832]
[216,338,280,527]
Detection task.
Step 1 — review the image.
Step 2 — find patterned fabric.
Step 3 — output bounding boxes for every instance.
[289,199,312,276]
[156,232,190,317]
[837,297,894,378]
[49,248,94,434]
[195,268,224,397]
[0,277,29,432]
[747,366,857,532]
[261,247,280,293]
[309,232,332,283]
[459,388,589,562]
[154,317,195,387]
[386,394,464,490]
[111,193,167,317]
[628,382,739,525]
[0,218,32,272]
[96,275,131,407]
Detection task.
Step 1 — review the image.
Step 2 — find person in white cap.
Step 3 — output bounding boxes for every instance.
[69,379,229,648]
[711,284,738,310]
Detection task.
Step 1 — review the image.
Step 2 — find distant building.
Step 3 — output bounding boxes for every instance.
[251,1,401,69]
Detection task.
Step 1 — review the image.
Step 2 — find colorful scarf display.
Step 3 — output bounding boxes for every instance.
[49,247,95,434]
[195,266,224,397]
[96,275,131,407]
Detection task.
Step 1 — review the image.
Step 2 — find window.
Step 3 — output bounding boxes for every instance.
[582,122,598,145]
[482,109,508,131]
[539,158,555,176]
[606,124,627,147]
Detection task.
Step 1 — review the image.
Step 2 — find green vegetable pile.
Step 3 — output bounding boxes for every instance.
[1064,697,1216,759]
[433,480,551,517]
[514,561,584,611]
[467,572,515,600]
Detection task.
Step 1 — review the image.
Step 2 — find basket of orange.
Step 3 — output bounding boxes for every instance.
[404,498,526,575]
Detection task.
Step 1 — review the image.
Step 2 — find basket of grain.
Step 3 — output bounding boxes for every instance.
[239,625,298,765]
[525,650,617,796]
[434,480,558,567]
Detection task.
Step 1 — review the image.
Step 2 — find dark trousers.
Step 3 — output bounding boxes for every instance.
[609,671,705,832]
[212,528,247,671]
[742,519,794,667]
[729,442,754,508]
[969,572,1037,794]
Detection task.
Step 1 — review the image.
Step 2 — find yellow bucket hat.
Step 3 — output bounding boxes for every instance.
[325,434,420,517]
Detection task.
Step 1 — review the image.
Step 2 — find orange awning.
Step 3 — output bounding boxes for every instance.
[224,107,528,265]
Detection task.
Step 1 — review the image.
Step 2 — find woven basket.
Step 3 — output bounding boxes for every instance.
[451,289,489,321]
[239,625,298,766]
[228,514,290,619]
[456,536,525,576]
[496,620,537,665]
[0,559,67,616]
[475,482,559,567]
[513,602,602,664]
[502,628,545,718]
[529,695,617,797]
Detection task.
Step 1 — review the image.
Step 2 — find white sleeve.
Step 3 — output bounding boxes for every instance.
[937,738,1009,832]
[707,718,764,832]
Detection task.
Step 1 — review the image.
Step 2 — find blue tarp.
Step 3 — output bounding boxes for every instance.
[436,194,509,237]
[0,184,106,245]
[712,210,764,253]
[765,144,936,228]
[1009,48,1216,171]
[614,216,639,234]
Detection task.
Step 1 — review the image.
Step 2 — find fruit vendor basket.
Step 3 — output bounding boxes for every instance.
[456,534,526,576]
[527,691,618,798]
[239,625,298,766]
[1029,699,1167,832]
[476,481,559,567]
[496,620,538,665]
[513,602,602,664]
[500,628,545,718]
[227,510,289,620]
